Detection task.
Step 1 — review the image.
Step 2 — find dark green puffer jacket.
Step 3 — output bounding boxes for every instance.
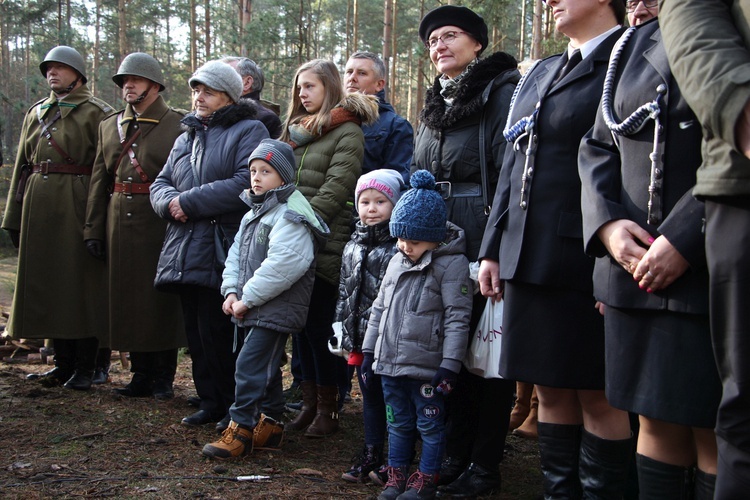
[292,93,379,285]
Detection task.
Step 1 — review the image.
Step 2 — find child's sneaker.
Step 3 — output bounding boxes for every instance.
[341,444,383,482]
[202,421,253,459]
[252,414,284,450]
[369,464,390,486]
[377,466,409,500]
[398,470,438,499]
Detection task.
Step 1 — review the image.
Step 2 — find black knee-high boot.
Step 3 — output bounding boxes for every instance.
[579,429,633,499]
[152,349,178,400]
[636,454,693,500]
[64,337,98,390]
[538,422,583,499]
[692,467,716,500]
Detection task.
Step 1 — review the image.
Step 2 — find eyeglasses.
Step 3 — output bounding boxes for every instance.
[425,31,469,51]
[626,0,658,12]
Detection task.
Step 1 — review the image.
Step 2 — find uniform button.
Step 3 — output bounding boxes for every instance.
[126,213,132,218]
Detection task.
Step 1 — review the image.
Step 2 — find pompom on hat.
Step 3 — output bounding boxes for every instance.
[389,170,447,243]
[418,5,489,56]
[355,169,405,207]
[189,60,243,103]
[247,139,297,186]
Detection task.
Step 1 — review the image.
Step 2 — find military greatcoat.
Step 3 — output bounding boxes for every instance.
[2,85,113,341]
[84,96,186,352]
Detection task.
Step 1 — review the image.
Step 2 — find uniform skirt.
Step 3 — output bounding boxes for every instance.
[500,281,605,390]
[605,306,721,428]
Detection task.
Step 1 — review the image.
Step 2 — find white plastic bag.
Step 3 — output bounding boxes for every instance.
[464,298,504,379]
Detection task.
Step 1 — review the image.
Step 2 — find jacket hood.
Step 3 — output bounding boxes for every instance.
[181,98,260,131]
[421,51,519,130]
[338,92,380,127]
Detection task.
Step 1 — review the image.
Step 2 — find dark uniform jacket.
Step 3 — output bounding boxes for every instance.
[2,85,112,340]
[480,28,626,293]
[579,20,708,314]
[85,96,188,351]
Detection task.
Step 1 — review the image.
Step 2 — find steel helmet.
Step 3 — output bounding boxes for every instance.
[112,52,165,91]
[39,46,87,83]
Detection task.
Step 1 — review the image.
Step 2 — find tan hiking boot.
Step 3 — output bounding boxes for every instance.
[202,421,253,459]
[253,414,284,450]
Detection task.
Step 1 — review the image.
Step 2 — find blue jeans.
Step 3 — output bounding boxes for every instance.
[229,326,288,428]
[381,375,447,475]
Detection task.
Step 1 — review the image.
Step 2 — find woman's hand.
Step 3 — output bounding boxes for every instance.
[632,235,689,293]
[478,259,504,302]
[168,197,188,222]
[596,219,652,274]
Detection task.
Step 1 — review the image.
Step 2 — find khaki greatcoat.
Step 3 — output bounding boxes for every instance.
[84,96,186,352]
[2,85,113,341]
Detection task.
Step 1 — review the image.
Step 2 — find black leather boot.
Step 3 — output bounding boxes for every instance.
[92,348,111,384]
[27,339,74,385]
[538,422,583,499]
[437,456,468,486]
[342,443,384,482]
[115,352,153,396]
[151,349,177,400]
[579,429,633,499]
[636,454,693,500]
[63,338,97,390]
[437,462,501,498]
[693,467,716,500]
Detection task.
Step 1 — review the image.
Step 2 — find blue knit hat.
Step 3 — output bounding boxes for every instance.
[248,139,296,185]
[390,170,447,243]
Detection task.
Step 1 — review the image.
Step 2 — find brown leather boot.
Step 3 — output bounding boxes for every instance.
[305,385,339,437]
[513,385,538,439]
[286,380,317,431]
[509,381,533,430]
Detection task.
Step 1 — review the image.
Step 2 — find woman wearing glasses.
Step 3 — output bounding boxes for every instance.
[478,0,631,498]
[409,5,520,498]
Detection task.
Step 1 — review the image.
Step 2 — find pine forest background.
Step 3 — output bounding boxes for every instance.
[0,0,569,169]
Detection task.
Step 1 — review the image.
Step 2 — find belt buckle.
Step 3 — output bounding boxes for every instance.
[122,180,132,195]
[435,181,452,200]
[39,161,50,175]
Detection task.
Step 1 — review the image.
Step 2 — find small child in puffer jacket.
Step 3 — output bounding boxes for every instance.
[336,169,405,483]
[361,170,473,500]
[202,139,329,460]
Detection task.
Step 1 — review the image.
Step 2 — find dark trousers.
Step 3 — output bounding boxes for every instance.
[445,368,515,469]
[179,285,240,416]
[357,365,387,446]
[705,198,750,498]
[293,277,338,386]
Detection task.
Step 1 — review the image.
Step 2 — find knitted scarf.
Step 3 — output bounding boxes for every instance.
[439,59,478,107]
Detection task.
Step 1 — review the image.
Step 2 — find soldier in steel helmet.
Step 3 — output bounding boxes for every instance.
[84,53,187,400]
[2,45,113,390]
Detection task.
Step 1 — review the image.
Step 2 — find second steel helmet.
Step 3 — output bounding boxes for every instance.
[40,45,87,83]
[112,52,165,91]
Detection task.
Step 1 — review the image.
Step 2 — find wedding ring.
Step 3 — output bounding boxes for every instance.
[646,270,655,278]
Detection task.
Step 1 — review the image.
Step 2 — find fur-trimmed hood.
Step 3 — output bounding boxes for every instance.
[181,98,260,131]
[337,92,380,127]
[420,51,519,130]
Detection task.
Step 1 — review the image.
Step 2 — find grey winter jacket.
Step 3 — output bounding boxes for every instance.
[335,220,399,353]
[362,222,473,380]
[151,100,269,291]
[221,185,329,333]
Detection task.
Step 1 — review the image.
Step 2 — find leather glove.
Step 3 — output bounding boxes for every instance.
[85,239,105,260]
[6,229,19,249]
[360,353,374,389]
[430,367,458,396]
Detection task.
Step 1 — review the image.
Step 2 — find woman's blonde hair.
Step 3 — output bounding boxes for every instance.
[281,59,345,141]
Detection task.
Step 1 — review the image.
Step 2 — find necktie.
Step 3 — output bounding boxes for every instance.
[552,49,582,86]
